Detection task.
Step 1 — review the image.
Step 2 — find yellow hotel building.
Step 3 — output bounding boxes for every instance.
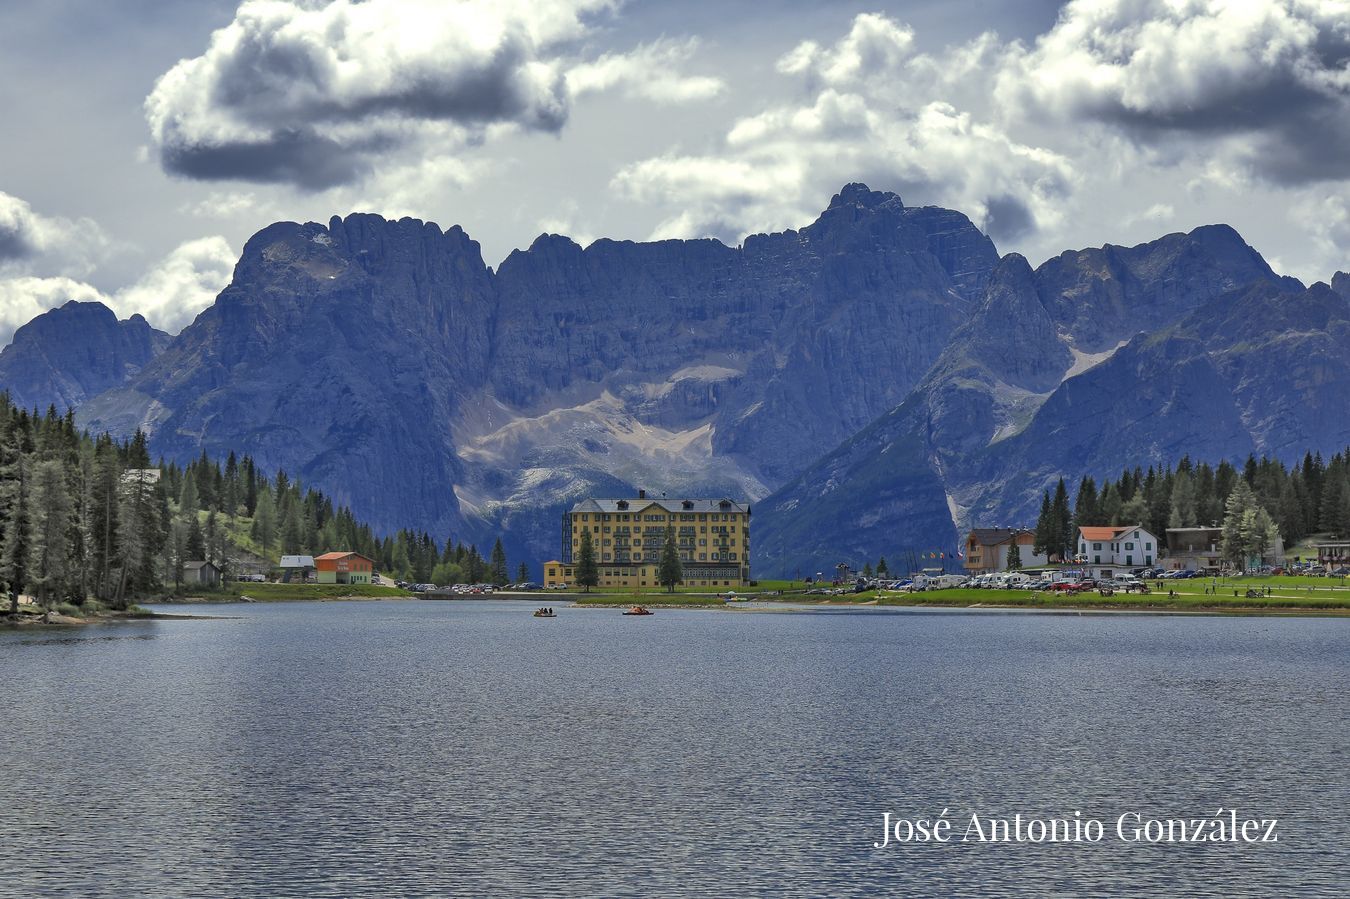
[543,492,751,589]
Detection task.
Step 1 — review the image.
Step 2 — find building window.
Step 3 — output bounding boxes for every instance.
[1093,542,1102,550]
[1125,542,1134,550]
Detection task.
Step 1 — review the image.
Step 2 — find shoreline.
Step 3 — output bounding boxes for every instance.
[569,593,1350,618]
[0,607,213,629]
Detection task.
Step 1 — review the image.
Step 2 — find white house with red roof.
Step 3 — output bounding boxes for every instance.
[1077,525,1158,575]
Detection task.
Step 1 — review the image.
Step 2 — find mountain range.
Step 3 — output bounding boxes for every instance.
[2,184,1346,575]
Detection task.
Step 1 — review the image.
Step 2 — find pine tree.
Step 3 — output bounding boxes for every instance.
[877,556,888,576]
[1221,479,1258,569]
[658,526,683,592]
[1073,477,1099,529]
[489,538,509,586]
[0,434,32,614]
[186,515,206,560]
[517,561,530,582]
[1120,493,1149,528]
[575,530,598,593]
[1169,469,1197,528]
[30,458,75,617]
[1052,478,1073,561]
[178,471,198,516]
[254,487,277,555]
[862,561,874,578]
[1006,542,1023,571]
[1032,490,1053,557]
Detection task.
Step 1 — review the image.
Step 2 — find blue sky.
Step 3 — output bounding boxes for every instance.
[1,1,1347,340]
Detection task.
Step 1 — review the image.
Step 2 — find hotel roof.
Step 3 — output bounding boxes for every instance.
[570,497,749,514]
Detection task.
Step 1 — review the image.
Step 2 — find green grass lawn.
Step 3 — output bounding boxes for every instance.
[221,582,412,601]
[872,585,1350,612]
[571,594,729,607]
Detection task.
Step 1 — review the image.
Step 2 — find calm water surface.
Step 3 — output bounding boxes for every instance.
[1,601,1346,897]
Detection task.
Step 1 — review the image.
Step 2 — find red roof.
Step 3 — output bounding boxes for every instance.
[315,551,373,562]
[1079,526,1133,540]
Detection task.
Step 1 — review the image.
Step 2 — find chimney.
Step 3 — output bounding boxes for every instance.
[638,488,646,499]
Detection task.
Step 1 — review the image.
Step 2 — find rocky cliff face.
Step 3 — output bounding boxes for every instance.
[0,301,169,413]
[753,225,1323,573]
[41,186,1349,576]
[77,186,999,564]
[82,216,496,538]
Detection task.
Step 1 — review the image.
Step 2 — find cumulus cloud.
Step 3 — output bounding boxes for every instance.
[109,236,237,333]
[145,0,721,190]
[0,190,109,277]
[613,13,1075,244]
[0,237,236,345]
[999,0,1350,183]
[0,277,107,346]
[568,38,725,103]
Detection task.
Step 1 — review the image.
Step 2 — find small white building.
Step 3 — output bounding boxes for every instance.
[1077,525,1158,577]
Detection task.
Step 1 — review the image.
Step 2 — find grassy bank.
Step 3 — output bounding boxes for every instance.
[571,593,728,608]
[206,583,412,602]
[872,585,1350,613]
[2,601,159,628]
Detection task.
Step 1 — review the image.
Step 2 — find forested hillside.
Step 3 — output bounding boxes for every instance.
[0,397,515,617]
[1026,451,1350,564]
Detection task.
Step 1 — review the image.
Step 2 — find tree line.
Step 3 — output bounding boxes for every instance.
[0,397,525,616]
[1031,449,1350,566]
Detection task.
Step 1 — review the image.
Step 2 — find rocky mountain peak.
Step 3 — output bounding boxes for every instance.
[0,300,169,412]
[1332,271,1349,300]
[827,182,902,211]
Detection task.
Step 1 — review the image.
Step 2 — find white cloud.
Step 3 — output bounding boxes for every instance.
[0,189,110,278]
[0,276,106,346]
[613,14,1075,245]
[144,0,721,190]
[568,38,725,103]
[998,0,1350,182]
[108,236,237,333]
[0,236,236,344]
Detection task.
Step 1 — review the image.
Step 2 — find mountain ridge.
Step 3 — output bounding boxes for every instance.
[3,186,1345,575]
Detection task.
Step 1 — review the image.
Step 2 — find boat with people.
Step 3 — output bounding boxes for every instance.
[533,607,557,618]
[622,605,653,616]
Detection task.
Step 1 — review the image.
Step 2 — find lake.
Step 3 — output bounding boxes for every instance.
[1,601,1346,897]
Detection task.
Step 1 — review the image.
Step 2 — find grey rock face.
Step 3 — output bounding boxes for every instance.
[0,301,169,413]
[49,188,1348,577]
[753,225,1325,574]
[76,187,998,566]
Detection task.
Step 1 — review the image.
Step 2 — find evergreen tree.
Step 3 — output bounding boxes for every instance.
[185,515,206,560]
[1073,477,1099,529]
[862,561,874,578]
[281,499,303,555]
[0,435,32,614]
[575,530,598,593]
[1052,478,1073,561]
[1032,490,1053,557]
[658,526,683,592]
[254,487,278,555]
[1221,479,1258,569]
[1120,493,1149,527]
[1169,470,1197,529]
[517,561,530,582]
[1099,483,1123,526]
[1006,542,1022,571]
[877,557,888,576]
[178,470,198,515]
[489,538,509,586]
[30,458,75,617]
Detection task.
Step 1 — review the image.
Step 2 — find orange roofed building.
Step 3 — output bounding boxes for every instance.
[315,551,375,585]
[1076,526,1157,575]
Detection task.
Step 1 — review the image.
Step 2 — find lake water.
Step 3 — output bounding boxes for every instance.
[1,601,1346,897]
